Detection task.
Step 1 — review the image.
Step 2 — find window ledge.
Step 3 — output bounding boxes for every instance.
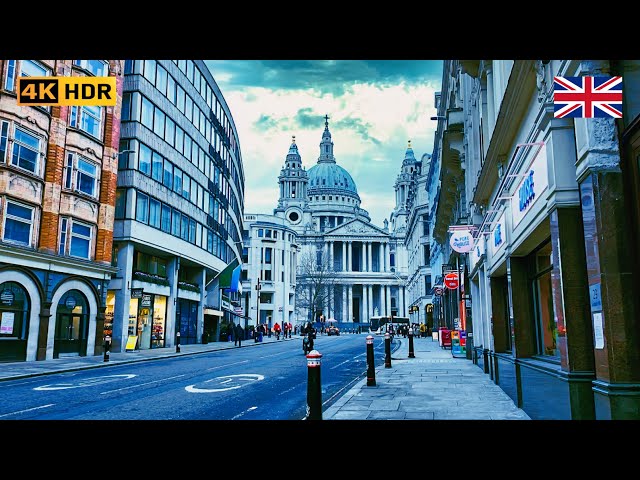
[66,126,105,147]
[0,163,45,183]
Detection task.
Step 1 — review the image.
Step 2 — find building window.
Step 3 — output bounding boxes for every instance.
[180,214,189,241]
[73,60,107,77]
[3,200,34,246]
[172,209,180,237]
[161,204,171,233]
[242,247,248,263]
[260,292,273,303]
[64,153,99,198]
[152,151,163,183]
[149,198,161,229]
[425,275,432,293]
[10,125,41,175]
[4,60,50,92]
[264,270,272,281]
[136,192,149,223]
[59,217,93,259]
[532,241,557,358]
[141,96,154,129]
[70,105,102,140]
[265,247,272,264]
[422,215,429,236]
[115,189,126,219]
[0,121,9,162]
[390,253,395,267]
[163,158,173,188]
[173,167,183,194]
[423,245,430,265]
[257,229,264,238]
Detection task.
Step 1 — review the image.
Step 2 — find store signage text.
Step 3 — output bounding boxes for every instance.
[518,170,535,211]
[449,229,473,253]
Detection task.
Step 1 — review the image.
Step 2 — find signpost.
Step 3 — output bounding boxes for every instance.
[444,273,459,290]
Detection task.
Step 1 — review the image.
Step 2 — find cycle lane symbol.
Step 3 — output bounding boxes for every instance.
[185,374,265,393]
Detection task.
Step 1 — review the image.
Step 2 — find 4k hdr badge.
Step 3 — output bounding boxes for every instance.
[16,76,117,106]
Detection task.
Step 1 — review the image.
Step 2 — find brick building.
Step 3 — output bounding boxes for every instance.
[0,60,123,362]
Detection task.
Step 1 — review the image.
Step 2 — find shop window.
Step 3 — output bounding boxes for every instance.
[532,240,557,358]
[0,282,30,351]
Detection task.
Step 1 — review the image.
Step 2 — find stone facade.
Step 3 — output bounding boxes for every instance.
[429,59,640,419]
[0,60,123,362]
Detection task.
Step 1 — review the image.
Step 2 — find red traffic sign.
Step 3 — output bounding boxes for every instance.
[444,273,459,289]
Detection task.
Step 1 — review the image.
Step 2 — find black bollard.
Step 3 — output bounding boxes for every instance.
[408,328,415,358]
[176,331,181,353]
[103,335,111,362]
[306,350,323,420]
[384,332,391,368]
[366,335,376,386]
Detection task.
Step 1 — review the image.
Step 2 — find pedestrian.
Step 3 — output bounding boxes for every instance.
[274,322,281,340]
[288,322,293,338]
[254,325,259,343]
[234,323,243,347]
[267,325,272,338]
[228,323,234,343]
[282,322,288,339]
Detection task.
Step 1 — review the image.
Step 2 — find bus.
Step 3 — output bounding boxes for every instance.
[369,316,410,335]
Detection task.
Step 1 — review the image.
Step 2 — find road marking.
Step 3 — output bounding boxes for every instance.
[231,406,257,420]
[330,359,351,370]
[322,373,365,407]
[100,374,187,395]
[34,374,136,391]
[259,351,288,359]
[278,384,298,396]
[205,360,248,371]
[185,374,265,393]
[0,404,55,418]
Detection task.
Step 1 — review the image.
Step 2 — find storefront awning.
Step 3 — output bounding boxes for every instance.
[204,308,223,316]
[215,258,240,289]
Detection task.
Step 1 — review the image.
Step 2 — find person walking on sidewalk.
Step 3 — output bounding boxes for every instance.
[274,322,281,340]
[234,323,243,347]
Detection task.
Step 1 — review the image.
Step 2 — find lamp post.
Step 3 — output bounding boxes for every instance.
[255,277,261,330]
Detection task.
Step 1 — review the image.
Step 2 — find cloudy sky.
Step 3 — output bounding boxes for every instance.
[204,60,443,227]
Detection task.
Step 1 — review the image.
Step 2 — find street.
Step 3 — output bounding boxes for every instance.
[0,334,391,420]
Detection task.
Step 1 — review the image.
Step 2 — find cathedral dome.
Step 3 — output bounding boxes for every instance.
[307,115,360,200]
[308,162,359,196]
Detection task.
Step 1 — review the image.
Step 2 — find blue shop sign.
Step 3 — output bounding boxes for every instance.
[519,170,535,212]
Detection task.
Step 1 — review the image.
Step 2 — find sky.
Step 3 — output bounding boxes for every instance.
[205,60,443,227]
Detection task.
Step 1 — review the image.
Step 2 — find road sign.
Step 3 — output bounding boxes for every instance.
[444,273,459,290]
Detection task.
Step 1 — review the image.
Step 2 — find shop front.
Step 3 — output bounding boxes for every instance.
[0,281,30,362]
[176,298,198,344]
[128,293,168,350]
[54,290,90,358]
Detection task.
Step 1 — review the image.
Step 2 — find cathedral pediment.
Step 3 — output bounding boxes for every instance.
[325,218,388,237]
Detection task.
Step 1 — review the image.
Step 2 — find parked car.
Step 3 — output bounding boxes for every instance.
[327,325,340,336]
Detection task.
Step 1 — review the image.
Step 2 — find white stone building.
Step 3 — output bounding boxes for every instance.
[244,117,409,327]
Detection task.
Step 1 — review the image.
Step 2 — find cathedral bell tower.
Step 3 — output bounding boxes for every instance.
[274,136,309,227]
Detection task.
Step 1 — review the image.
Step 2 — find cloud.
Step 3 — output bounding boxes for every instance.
[206,60,442,96]
[208,61,442,228]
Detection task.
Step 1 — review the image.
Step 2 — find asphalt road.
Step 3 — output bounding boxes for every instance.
[0,333,392,420]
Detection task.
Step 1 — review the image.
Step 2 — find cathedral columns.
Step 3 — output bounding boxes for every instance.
[399,285,405,317]
[361,241,366,272]
[368,284,373,319]
[378,242,384,272]
[367,242,372,273]
[342,284,347,322]
[329,241,334,270]
[347,241,352,272]
[385,285,391,317]
[348,284,353,323]
[384,243,390,272]
[362,284,368,323]
[342,242,346,272]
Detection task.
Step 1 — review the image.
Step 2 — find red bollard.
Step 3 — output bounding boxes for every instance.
[306,350,323,420]
[366,335,376,386]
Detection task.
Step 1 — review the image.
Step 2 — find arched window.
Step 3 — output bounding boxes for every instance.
[0,281,30,361]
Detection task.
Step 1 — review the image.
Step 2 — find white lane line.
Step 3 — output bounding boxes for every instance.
[100,374,187,395]
[0,379,45,388]
[231,406,257,420]
[0,404,55,418]
[278,384,298,396]
[259,351,288,359]
[205,360,249,371]
[330,359,351,370]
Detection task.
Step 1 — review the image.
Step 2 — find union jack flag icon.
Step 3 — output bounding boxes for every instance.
[553,76,623,118]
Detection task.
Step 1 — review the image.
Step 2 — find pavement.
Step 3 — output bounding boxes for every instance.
[0,332,529,420]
